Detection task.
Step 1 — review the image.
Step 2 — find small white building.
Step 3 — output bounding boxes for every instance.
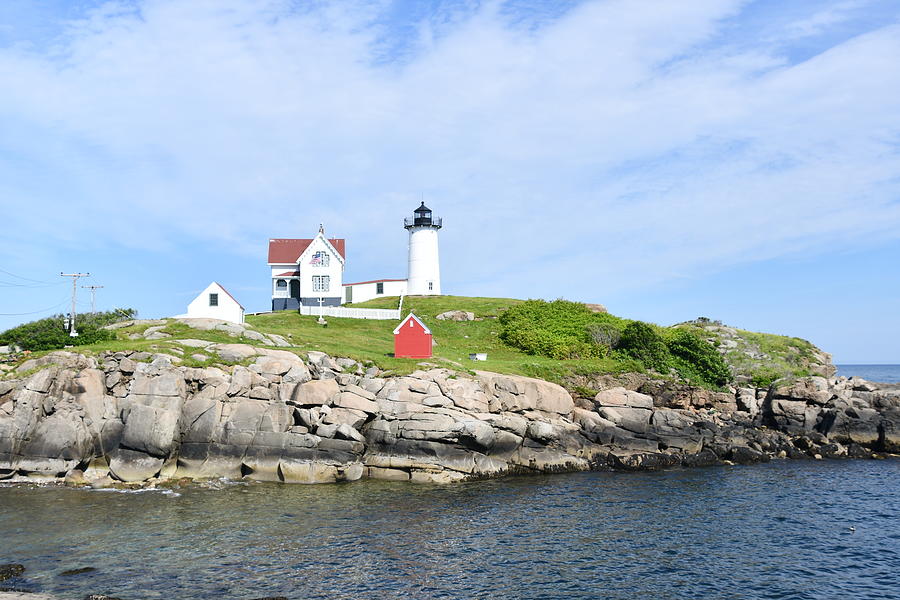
[343,278,408,304]
[180,282,245,324]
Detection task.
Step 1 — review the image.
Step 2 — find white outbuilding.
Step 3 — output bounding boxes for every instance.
[180,282,245,324]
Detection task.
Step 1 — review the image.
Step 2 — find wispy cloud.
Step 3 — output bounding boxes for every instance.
[1,0,899,318]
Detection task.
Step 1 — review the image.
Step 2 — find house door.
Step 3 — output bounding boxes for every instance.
[345,286,352,303]
[289,280,300,299]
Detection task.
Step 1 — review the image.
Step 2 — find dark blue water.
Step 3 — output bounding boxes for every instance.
[1,460,898,599]
[836,364,900,383]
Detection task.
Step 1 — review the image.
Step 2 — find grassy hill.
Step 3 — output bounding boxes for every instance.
[247,296,637,381]
[1,296,832,391]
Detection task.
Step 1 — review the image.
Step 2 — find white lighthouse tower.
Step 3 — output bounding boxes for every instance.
[405,202,442,295]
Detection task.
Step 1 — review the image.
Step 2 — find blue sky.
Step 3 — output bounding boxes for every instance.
[1,0,899,363]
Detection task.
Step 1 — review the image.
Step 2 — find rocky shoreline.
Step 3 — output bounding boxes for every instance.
[1,346,898,487]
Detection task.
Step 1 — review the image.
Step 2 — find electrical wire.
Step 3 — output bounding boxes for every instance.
[0,268,63,286]
[0,297,70,317]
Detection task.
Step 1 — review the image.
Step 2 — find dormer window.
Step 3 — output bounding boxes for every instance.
[310,251,329,267]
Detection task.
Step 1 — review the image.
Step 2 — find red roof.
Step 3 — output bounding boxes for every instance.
[343,278,406,286]
[268,238,345,264]
[275,271,301,277]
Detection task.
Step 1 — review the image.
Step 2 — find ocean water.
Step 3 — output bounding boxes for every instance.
[836,364,900,384]
[1,459,898,600]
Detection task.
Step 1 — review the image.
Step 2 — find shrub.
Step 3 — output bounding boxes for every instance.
[0,309,135,352]
[750,366,784,388]
[586,322,622,354]
[499,299,602,359]
[666,329,731,387]
[617,321,671,372]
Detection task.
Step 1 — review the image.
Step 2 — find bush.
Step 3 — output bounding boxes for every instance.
[617,321,671,372]
[0,309,135,352]
[666,329,731,387]
[586,322,622,354]
[750,366,783,388]
[499,299,602,359]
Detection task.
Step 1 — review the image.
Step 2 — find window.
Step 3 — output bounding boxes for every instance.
[312,275,330,292]
[376,282,384,294]
[428,281,433,291]
[276,279,287,290]
[209,293,218,306]
[310,251,329,267]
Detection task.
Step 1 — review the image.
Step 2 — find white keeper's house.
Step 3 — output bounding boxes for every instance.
[269,203,444,312]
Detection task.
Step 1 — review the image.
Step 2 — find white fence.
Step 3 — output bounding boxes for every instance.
[298,306,400,320]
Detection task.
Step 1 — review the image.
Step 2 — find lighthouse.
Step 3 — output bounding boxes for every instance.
[404,202,442,295]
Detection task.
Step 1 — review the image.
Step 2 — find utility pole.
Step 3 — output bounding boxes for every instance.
[81,284,104,314]
[60,272,90,337]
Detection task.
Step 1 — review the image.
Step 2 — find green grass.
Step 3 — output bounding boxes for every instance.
[2,296,830,391]
[246,295,643,381]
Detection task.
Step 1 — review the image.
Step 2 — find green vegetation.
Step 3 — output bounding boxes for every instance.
[618,321,670,372]
[674,319,824,385]
[0,295,827,391]
[0,309,135,352]
[666,329,732,387]
[495,299,730,388]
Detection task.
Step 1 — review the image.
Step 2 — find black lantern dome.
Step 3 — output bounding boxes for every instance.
[404,201,442,229]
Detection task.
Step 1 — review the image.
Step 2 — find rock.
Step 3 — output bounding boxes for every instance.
[282,364,311,384]
[728,446,769,464]
[121,404,179,456]
[598,406,651,434]
[0,564,25,581]
[213,344,259,362]
[323,407,368,429]
[289,379,340,407]
[526,421,557,444]
[607,451,679,471]
[457,419,495,449]
[64,469,88,487]
[108,448,165,482]
[335,423,365,443]
[333,392,379,414]
[252,355,299,376]
[59,566,97,576]
[435,310,475,321]
[594,387,654,410]
[366,466,410,481]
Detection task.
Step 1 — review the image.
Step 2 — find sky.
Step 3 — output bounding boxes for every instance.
[0,0,898,363]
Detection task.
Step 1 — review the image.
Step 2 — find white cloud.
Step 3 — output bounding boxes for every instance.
[0,0,898,307]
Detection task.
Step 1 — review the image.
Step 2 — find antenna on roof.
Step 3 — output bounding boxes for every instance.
[319,223,325,235]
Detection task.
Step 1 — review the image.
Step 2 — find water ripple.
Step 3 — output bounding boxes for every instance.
[1,459,898,599]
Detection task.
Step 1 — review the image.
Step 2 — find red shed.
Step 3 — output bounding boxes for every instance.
[394,313,433,359]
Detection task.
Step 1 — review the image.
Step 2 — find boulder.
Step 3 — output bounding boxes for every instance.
[120,404,179,456]
[333,391,379,414]
[289,379,340,407]
[594,387,654,410]
[435,310,475,321]
[213,344,260,362]
[598,406,651,434]
[108,448,165,482]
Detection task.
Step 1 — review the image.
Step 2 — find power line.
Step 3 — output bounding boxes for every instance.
[0,297,70,316]
[0,268,63,286]
[0,280,64,288]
